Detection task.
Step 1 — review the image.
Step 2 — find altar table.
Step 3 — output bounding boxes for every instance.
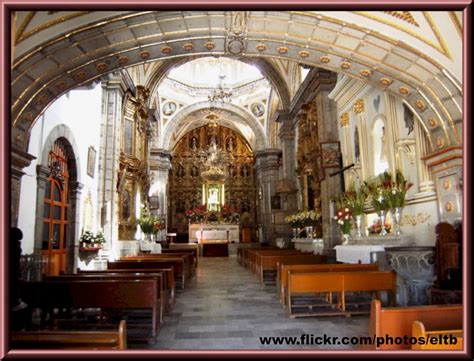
[334,245,386,264]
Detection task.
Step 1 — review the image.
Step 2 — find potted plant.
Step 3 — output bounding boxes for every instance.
[93,231,106,248]
[79,230,94,248]
[334,207,352,244]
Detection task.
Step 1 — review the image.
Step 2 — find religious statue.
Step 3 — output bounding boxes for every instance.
[241,165,249,178]
[177,164,185,178]
[226,137,235,152]
[229,165,235,178]
[191,166,199,177]
[189,136,199,151]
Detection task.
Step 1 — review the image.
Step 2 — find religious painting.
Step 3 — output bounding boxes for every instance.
[271,195,281,210]
[124,119,133,155]
[149,195,159,211]
[87,146,96,178]
[251,102,265,117]
[122,190,131,220]
[162,101,177,116]
[320,142,341,168]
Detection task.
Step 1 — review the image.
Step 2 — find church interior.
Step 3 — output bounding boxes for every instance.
[6,10,467,354]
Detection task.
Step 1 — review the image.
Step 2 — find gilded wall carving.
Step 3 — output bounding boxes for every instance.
[169,124,256,235]
[118,88,151,240]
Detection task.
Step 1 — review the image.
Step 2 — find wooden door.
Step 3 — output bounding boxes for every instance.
[42,142,69,276]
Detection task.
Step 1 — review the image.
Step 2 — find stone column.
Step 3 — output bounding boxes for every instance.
[11,147,36,227]
[96,74,126,252]
[254,149,281,244]
[277,121,298,212]
[67,181,84,273]
[149,148,172,241]
[312,90,342,249]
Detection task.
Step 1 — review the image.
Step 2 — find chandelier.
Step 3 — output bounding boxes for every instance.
[200,133,230,183]
[208,75,233,103]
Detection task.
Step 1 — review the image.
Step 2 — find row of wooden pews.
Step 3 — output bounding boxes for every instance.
[239,246,396,317]
[13,248,196,350]
[238,245,463,350]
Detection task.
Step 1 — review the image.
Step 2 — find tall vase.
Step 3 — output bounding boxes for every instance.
[378,210,388,236]
[305,226,313,239]
[292,228,298,238]
[341,233,350,245]
[391,207,403,236]
[353,214,363,237]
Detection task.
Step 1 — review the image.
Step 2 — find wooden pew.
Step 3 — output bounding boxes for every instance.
[239,247,279,268]
[20,280,160,338]
[10,320,127,350]
[368,299,463,350]
[250,250,303,274]
[412,320,463,350]
[121,253,194,278]
[257,254,327,284]
[108,259,187,290]
[287,271,397,317]
[78,268,175,308]
[44,273,165,323]
[278,263,378,307]
[162,249,198,266]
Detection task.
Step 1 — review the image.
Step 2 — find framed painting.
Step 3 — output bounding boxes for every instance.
[320,142,341,169]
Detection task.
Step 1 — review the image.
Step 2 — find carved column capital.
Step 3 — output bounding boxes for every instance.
[339,112,350,127]
[353,99,365,114]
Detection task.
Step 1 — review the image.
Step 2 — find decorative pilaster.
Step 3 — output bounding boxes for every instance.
[384,93,401,174]
[11,147,36,227]
[67,181,84,273]
[415,119,436,194]
[254,149,281,244]
[277,121,298,213]
[149,148,172,240]
[422,147,462,224]
[96,73,127,251]
[353,100,370,181]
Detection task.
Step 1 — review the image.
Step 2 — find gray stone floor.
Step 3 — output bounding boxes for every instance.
[137,255,369,350]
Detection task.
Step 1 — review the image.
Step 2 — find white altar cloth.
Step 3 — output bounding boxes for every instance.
[198,230,228,243]
[292,238,324,255]
[334,245,385,264]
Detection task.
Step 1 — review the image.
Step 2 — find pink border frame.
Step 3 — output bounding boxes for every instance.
[1,1,471,359]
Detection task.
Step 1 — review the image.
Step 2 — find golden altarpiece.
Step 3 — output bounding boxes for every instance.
[118,86,151,240]
[296,102,324,236]
[168,123,257,239]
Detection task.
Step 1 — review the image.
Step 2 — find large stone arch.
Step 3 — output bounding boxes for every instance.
[11,11,463,156]
[144,57,291,111]
[161,101,267,151]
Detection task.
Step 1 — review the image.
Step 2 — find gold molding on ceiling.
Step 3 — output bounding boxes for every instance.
[16,11,91,43]
[382,11,419,27]
[354,11,452,61]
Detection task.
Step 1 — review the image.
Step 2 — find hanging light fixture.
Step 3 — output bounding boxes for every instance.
[208,74,233,103]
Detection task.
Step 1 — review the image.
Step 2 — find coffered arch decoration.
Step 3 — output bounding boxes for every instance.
[161,101,267,151]
[12,10,463,154]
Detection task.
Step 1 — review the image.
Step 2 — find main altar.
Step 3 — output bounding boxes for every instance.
[189,224,239,244]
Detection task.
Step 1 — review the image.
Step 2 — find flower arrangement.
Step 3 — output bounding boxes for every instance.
[79,230,95,244]
[334,208,352,234]
[368,219,392,234]
[285,210,321,228]
[365,170,413,211]
[343,183,368,215]
[220,205,240,223]
[152,219,166,234]
[386,169,413,208]
[138,214,156,234]
[184,205,208,223]
[80,230,106,247]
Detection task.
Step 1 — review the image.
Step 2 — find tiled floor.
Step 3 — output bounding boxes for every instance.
[135,255,369,350]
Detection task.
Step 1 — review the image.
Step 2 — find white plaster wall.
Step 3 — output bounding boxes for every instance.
[18,84,103,254]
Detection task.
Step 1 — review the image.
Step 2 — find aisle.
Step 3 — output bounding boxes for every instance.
[146,256,368,350]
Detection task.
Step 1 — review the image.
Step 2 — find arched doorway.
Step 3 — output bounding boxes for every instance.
[41,139,77,275]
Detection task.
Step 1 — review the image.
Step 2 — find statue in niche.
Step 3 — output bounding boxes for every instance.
[191,166,199,177]
[122,190,131,220]
[241,164,249,178]
[177,164,185,178]
[354,126,360,163]
[380,126,389,163]
[226,137,235,152]
[403,104,415,136]
[208,134,218,147]
[189,136,199,151]
[229,165,235,178]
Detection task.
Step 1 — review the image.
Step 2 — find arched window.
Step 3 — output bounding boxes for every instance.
[42,140,70,274]
[372,117,390,176]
